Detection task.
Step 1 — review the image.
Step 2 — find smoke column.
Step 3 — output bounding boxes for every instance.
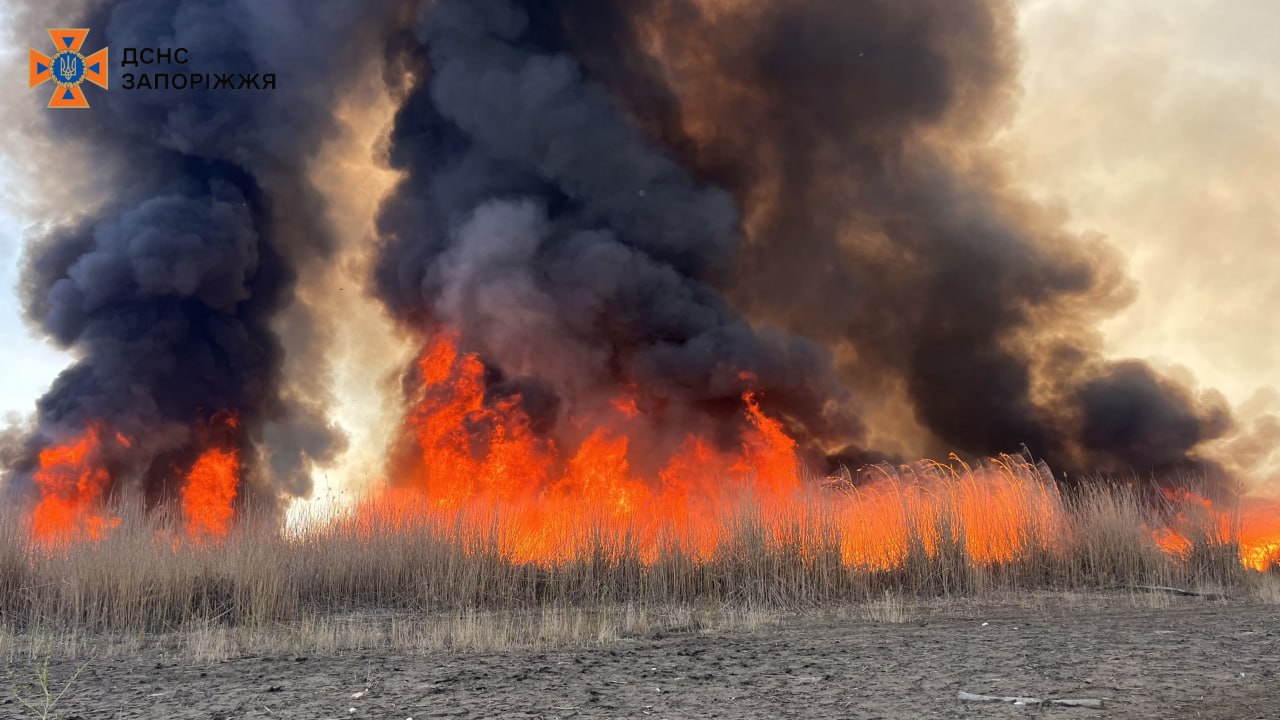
[374,0,862,473]
[544,0,1235,475]
[7,0,397,510]
[373,0,1232,479]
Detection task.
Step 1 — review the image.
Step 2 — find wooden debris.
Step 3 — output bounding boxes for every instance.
[958,690,1104,709]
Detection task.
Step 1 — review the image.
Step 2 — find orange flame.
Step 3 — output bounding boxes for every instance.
[368,332,806,561]
[30,424,121,544]
[181,416,241,542]
[368,334,1086,567]
[369,333,1280,574]
[1238,500,1280,572]
[826,460,1066,568]
[1155,489,1280,572]
[29,335,1279,579]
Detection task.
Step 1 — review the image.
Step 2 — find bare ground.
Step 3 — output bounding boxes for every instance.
[4,600,1278,720]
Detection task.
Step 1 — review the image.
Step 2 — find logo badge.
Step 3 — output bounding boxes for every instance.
[29,29,108,109]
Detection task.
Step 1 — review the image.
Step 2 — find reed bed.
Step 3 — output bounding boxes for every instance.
[2,458,1271,648]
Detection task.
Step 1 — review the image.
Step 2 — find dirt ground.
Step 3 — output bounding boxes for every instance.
[3,600,1277,720]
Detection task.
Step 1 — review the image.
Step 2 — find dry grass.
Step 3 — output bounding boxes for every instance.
[0,462,1273,659]
[861,592,914,624]
[1252,572,1280,604]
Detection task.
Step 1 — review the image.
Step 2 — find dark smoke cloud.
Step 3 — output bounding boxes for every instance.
[5,0,1239,515]
[374,0,862,465]
[8,0,397,508]
[546,0,1234,476]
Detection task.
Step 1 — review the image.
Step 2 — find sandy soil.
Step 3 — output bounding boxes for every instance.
[3,601,1277,720]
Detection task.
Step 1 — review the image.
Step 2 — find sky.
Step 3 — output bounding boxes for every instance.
[0,0,1276,438]
[0,165,71,425]
[1006,0,1280,410]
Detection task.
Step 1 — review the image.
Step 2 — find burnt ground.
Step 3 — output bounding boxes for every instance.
[3,600,1277,719]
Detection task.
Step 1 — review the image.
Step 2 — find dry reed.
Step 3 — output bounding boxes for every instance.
[0,459,1269,657]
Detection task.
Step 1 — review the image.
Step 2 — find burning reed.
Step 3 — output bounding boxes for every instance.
[1,457,1276,644]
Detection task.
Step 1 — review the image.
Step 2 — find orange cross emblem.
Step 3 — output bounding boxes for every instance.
[29,29,109,109]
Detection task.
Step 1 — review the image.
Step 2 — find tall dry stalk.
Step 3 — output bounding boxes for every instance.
[0,459,1264,642]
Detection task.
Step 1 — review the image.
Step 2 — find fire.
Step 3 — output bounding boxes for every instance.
[1155,489,1280,572]
[368,332,805,561]
[369,332,1280,574]
[1238,500,1280,572]
[181,448,239,541]
[28,416,242,545]
[823,459,1065,569]
[21,336,1280,578]
[402,335,556,509]
[30,424,121,544]
[181,415,241,542]
[369,333,1076,567]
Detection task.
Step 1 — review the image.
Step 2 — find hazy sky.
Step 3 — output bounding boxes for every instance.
[1007,0,1280,409]
[0,0,66,422]
[0,164,71,424]
[0,0,1276,428]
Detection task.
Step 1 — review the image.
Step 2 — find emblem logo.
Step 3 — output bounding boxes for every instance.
[29,29,109,109]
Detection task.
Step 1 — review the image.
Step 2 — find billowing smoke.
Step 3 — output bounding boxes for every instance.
[373,0,1231,478]
[541,0,1234,476]
[4,0,1243,516]
[374,0,862,469]
[7,0,397,509]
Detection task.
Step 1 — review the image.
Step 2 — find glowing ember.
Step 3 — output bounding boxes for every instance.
[31,425,120,544]
[181,416,241,541]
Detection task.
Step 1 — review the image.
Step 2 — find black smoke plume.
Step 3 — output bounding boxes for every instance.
[373,0,862,473]
[544,0,1233,476]
[5,0,1239,515]
[7,0,396,508]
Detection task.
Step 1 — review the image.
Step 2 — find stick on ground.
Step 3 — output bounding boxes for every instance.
[958,690,1104,709]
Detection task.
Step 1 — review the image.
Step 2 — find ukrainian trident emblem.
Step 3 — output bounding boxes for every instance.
[30,29,109,109]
